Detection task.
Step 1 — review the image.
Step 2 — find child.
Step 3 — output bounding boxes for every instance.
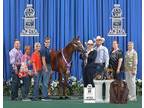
[19,46,33,101]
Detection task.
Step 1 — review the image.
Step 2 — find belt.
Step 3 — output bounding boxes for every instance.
[94,63,105,66]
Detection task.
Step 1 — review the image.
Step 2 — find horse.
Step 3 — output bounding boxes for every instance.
[49,37,85,98]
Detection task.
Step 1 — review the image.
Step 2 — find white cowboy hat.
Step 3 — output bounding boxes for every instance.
[94,36,105,43]
[85,40,94,46]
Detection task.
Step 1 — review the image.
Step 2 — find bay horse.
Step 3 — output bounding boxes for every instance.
[49,37,84,98]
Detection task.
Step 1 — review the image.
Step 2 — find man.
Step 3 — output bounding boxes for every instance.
[41,37,51,100]
[109,41,123,79]
[125,42,138,101]
[9,39,23,100]
[94,36,109,79]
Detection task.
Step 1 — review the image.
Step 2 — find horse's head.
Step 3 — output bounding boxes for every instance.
[71,37,85,53]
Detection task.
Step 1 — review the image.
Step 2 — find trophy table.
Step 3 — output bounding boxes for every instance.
[93,80,114,103]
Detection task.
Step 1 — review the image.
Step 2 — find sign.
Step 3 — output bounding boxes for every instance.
[20,4,39,36]
[108,4,126,36]
[83,84,96,103]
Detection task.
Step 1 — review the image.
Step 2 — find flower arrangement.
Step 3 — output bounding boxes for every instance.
[67,76,83,96]
[3,77,142,96]
[136,79,142,96]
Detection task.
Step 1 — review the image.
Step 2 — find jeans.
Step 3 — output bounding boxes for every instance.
[21,76,30,99]
[33,72,42,99]
[42,64,51,98]
[10,65,20,100]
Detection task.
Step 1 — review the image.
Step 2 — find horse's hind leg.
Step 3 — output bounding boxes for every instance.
[63,72,68,98]
[58,72,63,97]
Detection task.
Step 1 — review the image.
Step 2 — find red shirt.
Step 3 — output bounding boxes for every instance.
[31,51,42,72]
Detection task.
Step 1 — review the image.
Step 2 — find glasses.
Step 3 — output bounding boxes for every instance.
[87,44,93,45]
[96,39,102,41]
[36,46,41,47]
[45,42,50,43]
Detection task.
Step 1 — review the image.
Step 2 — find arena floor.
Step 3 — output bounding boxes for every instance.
[3,96,142,108]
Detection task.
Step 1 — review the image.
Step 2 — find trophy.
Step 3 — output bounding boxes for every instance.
[108,4,126,36]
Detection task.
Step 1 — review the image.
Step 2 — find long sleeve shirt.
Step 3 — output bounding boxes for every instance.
[9,48,23,65]
[95,45,109,68]
[125,49,138,72]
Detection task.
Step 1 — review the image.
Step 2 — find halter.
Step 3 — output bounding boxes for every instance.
[61,49,71,74]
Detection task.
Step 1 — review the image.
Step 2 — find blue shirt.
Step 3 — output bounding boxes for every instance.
[41,47,51,64]
[95,45,109,68]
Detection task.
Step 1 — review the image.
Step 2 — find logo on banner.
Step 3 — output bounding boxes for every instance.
[108,4,126,36]
[20,4,39,36]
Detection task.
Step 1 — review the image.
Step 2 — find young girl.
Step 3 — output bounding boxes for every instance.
[18,46,33,101]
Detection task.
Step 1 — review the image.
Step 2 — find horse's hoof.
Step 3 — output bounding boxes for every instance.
[59,96,63,99]
[64,96,69,99]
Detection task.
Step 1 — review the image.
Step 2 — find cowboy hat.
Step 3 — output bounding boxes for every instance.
[85,40,94,46]
[94,36,105,43]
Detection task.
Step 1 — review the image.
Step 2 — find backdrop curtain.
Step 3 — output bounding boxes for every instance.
[3,0,142,80]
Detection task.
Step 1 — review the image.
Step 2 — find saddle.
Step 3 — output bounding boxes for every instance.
[94,68,114,80]
[110,80,129,104]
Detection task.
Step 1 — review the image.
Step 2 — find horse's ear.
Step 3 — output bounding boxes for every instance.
[73,37,76,41]
[77,36,80,40]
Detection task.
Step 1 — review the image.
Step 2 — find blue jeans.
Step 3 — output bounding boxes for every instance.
[21,76,30,99]
[10,65,20,100]
[42,64,51,98]
[33,72,42,99]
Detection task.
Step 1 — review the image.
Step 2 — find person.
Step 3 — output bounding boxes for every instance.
[41,37,51,100]
[31,42,42,101]
[80,40,92,85]
[82,40,97,87]
[125,42,138,101]
[9,39,23,100]
[109,41,123,79]
[18,46,33,101]
[94,36,109,79]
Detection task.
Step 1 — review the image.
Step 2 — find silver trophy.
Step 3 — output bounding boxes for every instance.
[20,4,39,36]
[108,4,126,36]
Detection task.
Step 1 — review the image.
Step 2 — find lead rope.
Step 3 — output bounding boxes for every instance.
[61,49,71,74]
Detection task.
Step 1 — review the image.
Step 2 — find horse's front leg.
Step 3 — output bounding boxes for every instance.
[58,72,63,98]
[63,72,69,98]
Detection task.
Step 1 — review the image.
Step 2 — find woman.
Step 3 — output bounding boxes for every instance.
[108,41,123,79]
[31,42,42,101]
[19,46,32,101]
[83,40,97,87]
[125,42,138,101]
